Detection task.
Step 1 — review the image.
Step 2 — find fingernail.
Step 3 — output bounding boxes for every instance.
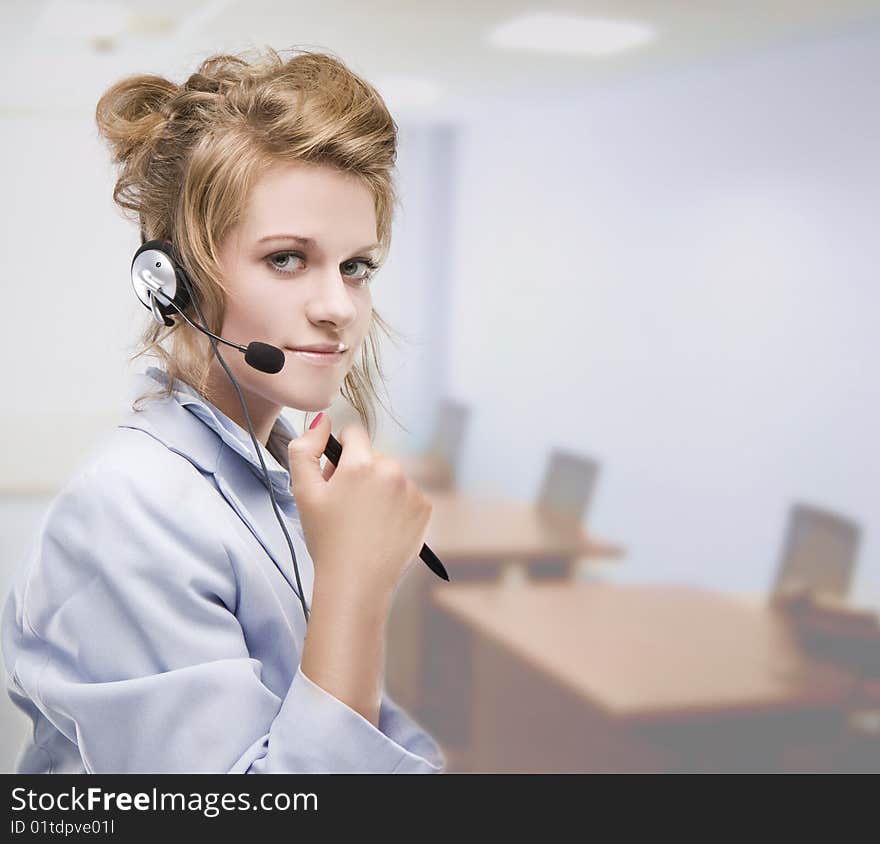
[309,412,324,430]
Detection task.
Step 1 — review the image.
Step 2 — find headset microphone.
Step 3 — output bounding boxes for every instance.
[244,342,286,374]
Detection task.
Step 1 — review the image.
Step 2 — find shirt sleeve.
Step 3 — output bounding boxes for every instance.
[8,460,445,774]
[240,667,445,773]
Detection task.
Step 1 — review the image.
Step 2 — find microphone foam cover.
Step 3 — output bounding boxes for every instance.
[245,342,286,374]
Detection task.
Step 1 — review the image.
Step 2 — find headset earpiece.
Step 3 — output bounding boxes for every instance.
[130,239,193,326]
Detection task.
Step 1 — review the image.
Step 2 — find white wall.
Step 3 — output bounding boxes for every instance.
[446,23,880,603]
[372,124,458,454]
[0,112,140,492]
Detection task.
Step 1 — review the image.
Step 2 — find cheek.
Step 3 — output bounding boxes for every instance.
[223,279,281,333]
[355,293,373,333]
[220,298,253,335]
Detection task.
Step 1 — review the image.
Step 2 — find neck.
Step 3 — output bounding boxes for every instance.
[203,363,280,447]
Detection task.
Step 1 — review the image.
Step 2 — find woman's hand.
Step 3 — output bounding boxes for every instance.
[288,413,433,602]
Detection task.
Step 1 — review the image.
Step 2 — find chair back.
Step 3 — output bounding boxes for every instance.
[536,448,600,522]
[427,399,471,482]
[772,501,861,600]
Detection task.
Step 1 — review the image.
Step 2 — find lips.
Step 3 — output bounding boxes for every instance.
[287,344,346,353]
[287,347,346,367]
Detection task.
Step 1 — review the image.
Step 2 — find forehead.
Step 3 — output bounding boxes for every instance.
[240,161,378,245]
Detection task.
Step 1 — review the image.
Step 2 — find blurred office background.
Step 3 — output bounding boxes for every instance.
[2,1,879,772]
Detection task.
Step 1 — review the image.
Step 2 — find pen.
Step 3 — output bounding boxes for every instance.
[322,432,450,582]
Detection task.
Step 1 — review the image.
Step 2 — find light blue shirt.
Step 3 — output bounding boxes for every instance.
[1,366,445,773]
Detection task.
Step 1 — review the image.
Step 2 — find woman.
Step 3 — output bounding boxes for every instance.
[0,46,444,774]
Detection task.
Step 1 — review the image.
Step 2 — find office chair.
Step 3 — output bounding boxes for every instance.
[531,448,602,580]
[771,501,862,602]
[427,398,470,486]
[768,502,877,770]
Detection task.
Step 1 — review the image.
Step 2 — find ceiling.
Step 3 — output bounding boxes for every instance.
[3,0,880,120]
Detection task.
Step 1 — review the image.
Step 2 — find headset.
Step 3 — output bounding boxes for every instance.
[130,233,311,625]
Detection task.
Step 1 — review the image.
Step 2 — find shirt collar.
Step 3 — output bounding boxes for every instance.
[144,365,299,501]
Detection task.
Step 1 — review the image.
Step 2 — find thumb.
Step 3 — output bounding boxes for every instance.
[288,412,331,493]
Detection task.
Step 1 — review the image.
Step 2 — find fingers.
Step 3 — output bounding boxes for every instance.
[288,412,331,491]
[335,424,375,471]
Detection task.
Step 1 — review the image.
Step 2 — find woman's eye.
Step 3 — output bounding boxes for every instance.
[265,252,377,285]
[341,259,378,284]
[266,252,305,274]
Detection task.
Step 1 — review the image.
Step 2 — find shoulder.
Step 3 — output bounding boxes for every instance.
[51,424,216,526]
[18,427,237,636]
[37,424,231,579]
[4,398,242,656]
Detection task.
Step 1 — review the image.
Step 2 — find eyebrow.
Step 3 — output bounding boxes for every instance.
[257,234,381,253]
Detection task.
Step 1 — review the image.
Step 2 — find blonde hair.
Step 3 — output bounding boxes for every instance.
[95,44,407,438]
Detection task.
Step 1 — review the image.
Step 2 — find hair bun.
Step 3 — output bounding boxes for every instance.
[95,74,179,164]
[183,55,250,96]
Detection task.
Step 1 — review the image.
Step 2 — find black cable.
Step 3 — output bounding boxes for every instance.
[158,302,247,354]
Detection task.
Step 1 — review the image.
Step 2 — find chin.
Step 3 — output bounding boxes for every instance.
[273,384,340,413]
[289,398,334,413]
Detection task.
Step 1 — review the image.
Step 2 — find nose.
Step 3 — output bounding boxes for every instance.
[303,265,360,329]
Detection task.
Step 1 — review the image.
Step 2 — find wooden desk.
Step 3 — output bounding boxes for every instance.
[424,490,623,577]
[429,582,865,772]
[384,492,625,713]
